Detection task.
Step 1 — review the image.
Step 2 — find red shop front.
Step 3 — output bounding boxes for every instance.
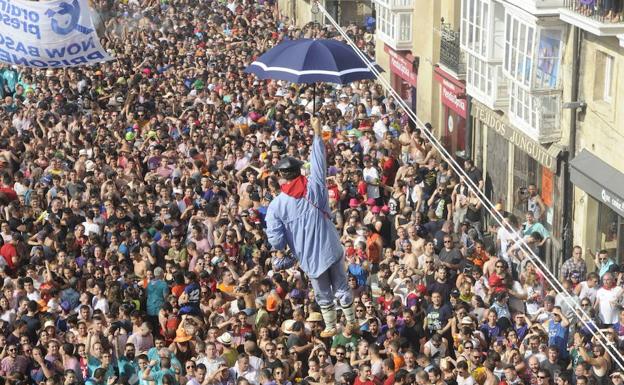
[434,66,467,155]
[384,44,417,111]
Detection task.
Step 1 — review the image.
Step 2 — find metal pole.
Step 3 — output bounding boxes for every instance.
[313,83,316,114]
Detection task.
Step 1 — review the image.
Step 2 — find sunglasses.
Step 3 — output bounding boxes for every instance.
[336,352,346,356]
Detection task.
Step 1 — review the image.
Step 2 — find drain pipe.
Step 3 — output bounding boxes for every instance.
[562,26,582,261]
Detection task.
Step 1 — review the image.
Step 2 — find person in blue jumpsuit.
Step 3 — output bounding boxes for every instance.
[265,117,355,337]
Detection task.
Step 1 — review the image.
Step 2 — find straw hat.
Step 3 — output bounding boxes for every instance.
[306,312,323,322]
[120,142,133,154]
[217,332,232,346]
[281,319,297,335]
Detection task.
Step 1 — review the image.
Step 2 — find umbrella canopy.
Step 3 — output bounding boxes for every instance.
[245,38,378,85]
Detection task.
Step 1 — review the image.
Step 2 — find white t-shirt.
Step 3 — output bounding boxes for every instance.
[578,281,598,304]
[82,221,101,237]
[457,375,476,385]
[363,166,380,199]
[596,286,623,324]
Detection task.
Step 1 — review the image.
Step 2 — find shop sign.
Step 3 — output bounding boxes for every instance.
[441,78,467,118]
[601,189,624,217]
[570,150,624,219]
[384,45,417,87]
[471,101,558,171]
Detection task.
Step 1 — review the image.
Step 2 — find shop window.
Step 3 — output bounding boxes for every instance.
[486,126,509,206]
[597,202,623,262]
[594,51,614,103]
[512,151,542,224]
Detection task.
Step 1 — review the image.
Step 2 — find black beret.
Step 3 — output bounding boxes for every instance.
[275,156,303,171]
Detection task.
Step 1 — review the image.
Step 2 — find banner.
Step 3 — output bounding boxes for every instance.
[0,0,111,68]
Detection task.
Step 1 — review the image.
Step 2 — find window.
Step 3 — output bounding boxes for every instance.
[535,29,562,89]
[376,2,412,48]
[398,13,412,42]
[594,51,614,102]
[504,13,535,87]
[596,201,623,262]
[508,82,535,133]
[466,54,494,96]
[461,0,489,57]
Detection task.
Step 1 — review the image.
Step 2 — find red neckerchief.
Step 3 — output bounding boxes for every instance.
[281,175,307,199]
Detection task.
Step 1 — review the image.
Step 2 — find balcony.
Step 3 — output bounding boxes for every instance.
[376,2,413,51]
[501,0,564,16]
[466,55,509,109]
[439,22,466,78]
[560,0,624,36]
[374,0,414,11]
[508,85,562,143]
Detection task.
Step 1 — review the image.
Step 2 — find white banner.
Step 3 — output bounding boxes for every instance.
[0,0,111,68]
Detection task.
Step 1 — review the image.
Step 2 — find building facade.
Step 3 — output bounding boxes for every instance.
[278,0,624,267]
[560,5,624,264]
[277,0,373,28]
[458,0,571,269]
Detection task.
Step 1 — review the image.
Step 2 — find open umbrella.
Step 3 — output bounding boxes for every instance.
[245,38,380,112]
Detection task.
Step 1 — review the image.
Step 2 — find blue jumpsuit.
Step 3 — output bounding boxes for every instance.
[265,135,352,308]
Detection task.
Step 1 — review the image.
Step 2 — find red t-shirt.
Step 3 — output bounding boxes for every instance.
[488,273,507,293]
[354,377,378,385]
[0,243,16,269]
[0,186,17,202]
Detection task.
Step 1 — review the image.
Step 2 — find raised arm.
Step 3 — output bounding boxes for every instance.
[308,117,326,188]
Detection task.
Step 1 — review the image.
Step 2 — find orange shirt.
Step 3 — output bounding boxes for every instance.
[367,233,382,264]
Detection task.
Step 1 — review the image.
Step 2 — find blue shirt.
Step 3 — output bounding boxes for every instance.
[149,368,178,385]
[265,136,343,278]
[118,357,139,385]
[548,319,569,358]
[146,279,169,316]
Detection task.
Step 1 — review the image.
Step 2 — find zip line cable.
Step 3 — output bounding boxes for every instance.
[311,0,624,370]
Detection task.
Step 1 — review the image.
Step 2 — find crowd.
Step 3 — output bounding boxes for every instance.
[0,1,621,385]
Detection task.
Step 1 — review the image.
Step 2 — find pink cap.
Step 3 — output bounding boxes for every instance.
[349,198,360,208]
[371,206,381,214]
[366,198,375,206]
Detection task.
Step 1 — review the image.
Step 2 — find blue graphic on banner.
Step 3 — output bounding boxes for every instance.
[0,0,110,68]
[46,0,93,35]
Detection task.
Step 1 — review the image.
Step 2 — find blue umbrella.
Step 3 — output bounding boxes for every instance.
[245,38,379,111]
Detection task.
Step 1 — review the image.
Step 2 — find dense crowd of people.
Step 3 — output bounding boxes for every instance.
[0,1,621,385]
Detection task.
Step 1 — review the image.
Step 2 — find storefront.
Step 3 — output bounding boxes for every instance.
[470,100,563,263]
[384,44,417,111]
[570,150,624,262]
[434,66,467,155]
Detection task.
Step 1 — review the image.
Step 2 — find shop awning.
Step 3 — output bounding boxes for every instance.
[570,149,624,217]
